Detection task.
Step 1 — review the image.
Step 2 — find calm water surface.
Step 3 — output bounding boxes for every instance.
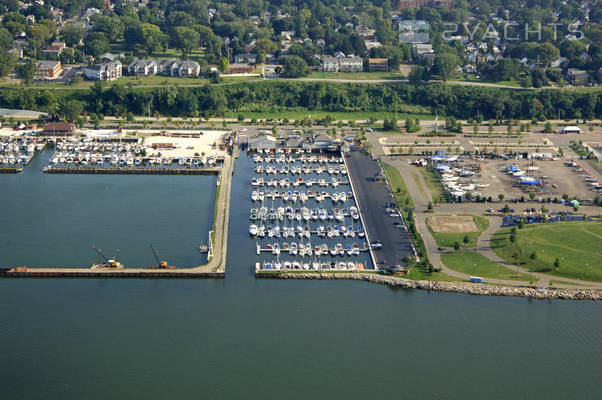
[1,152,601,399]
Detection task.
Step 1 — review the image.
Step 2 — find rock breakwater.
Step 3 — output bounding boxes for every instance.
[256,272,601,301]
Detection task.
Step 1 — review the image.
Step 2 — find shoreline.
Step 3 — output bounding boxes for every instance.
[256,272,602,301]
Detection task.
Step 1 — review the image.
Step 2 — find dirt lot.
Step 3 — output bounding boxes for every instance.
[430,215,478,232]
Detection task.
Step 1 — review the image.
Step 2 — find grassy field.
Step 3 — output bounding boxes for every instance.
[427,215,490,248]
[404,267,464,282]
[491,221,602,282]
[308,72,406,80]
[417,167,447,203]
[237,111,435,122]
[441,251,533,281]
[381,162,414,209]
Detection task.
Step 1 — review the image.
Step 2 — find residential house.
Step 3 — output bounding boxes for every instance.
[171,60,200,77]
[399,0,451,11]
[368,58,388,72]
[322,56,339,72]
[322,56,364,73]
[567,68,590,85]
[99,53,124,62]
[235,53,257,64]
[50,8,64,23]
[157,59,177,74]
[412,43,434,57]
[35,60,62,80]
[42,41,66,58]
[550,57,568,68]
[365,41,382,51]
[339,56,363,72]
[262,64,282,76]
[127,59,158,76]
[10,41,24,59]
[83,8,102,31]
[85,61,122,81]
[228,63,253,74]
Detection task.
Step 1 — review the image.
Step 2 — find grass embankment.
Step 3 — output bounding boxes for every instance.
[239,111,435,122]
[308,72,405,80]
[491,221,602,282]
[417,167,447,203]
[381,162,414,209]
[403,268,464,282]
[441,251,533,281]
[427,215,490,248]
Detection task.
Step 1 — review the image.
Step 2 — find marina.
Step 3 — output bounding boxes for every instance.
[0,136,234,275]
[249,151,373,272]
[0,134,50,167]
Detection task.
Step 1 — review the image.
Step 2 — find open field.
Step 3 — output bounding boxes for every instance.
[404,268,464,282]
[440,251,533,281]
[238,111,436,122]
[427,215,490,248]
[381,161,414,209]
[308,71,406,80]
[491,222,602,282]
[417,167,447,202]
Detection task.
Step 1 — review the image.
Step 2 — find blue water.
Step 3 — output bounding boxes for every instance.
[1,152,601,399]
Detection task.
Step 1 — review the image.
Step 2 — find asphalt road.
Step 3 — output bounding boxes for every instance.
[346,150,415,268]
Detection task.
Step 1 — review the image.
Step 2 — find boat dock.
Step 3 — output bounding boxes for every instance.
[43,166,221,175]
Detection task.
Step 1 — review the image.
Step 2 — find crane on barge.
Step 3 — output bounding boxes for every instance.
[91,245,124,269]
[149,244,177,269]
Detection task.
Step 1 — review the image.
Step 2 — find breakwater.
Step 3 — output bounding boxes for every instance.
[256,272,602,301]
[0,268,224,278]
[43,166,220,175]
[0,167,23,173]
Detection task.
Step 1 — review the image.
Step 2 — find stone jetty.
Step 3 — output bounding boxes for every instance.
[256,272,602,301]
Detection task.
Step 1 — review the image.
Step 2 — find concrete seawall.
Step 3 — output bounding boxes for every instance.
[256,272,602,301]
[0,269,224,278]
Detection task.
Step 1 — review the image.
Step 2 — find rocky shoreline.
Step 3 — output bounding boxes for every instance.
[257,272,601,301]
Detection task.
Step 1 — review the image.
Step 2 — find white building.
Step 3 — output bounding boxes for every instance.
[85,61,122,81]
[127,59,158,76]
[322,56,364,72]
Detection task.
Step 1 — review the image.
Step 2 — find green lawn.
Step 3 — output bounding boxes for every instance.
[491,221,602,282]
[441,251,533,281]
[308,71,405,80]
[427,215,490,248]
[404,267,464,282]
[381,162,414,209]
[237,111,435,122]
[417,167,447,203]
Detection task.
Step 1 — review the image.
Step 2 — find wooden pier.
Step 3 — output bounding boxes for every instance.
[43,166,220,175]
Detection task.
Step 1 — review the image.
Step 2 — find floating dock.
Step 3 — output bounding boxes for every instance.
[43,166,220,175]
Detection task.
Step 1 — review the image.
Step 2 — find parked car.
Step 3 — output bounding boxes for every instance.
[371,241,382,249]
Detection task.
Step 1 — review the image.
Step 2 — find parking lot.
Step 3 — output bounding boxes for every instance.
[346,150,415,268]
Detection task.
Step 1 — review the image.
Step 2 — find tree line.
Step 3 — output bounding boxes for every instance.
[0,82,599,121]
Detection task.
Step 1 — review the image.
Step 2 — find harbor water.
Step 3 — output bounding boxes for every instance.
[1,152,601,399]
[0,151,216,267]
